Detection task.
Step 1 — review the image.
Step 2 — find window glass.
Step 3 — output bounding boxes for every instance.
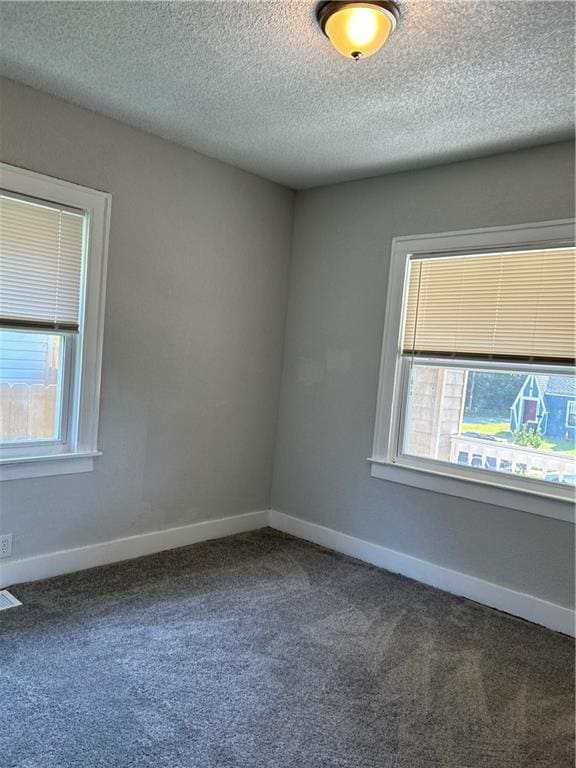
[0,330,65,443]
[403,364,576,487]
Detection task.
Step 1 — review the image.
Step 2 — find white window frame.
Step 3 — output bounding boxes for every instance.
[0,163,111,481]
[369,219,575,524]
[567,401,576,429]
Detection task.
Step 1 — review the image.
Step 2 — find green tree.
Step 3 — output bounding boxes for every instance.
[464,371,525,420]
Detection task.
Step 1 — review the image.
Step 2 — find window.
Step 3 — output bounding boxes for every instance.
[567,401,576,429]
[370,220,575,522]
[0,330,68,443]
[0,164,111,481]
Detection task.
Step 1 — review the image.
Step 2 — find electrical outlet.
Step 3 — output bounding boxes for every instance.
[0,534,12,558]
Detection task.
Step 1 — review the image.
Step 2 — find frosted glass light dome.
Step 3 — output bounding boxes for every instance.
[318,1,400,61]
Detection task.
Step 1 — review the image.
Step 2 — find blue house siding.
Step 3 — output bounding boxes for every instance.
[0,331,52,385]
[510,374,576,439]
[543,394,571,439]
[510,375,547,433]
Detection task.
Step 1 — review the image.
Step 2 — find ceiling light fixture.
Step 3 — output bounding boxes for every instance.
[317,1,400,61]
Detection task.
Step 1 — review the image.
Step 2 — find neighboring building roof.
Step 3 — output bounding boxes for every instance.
[536,375,576,397]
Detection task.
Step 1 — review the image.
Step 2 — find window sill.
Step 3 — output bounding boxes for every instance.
[368,458,575,524]
[0,451,101,481]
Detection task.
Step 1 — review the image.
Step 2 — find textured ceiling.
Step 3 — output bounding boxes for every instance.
[0,1,574,188]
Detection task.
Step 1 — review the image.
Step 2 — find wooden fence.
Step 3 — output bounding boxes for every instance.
[0,383,57,441]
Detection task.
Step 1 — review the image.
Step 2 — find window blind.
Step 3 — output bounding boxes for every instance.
[0,193,85,332]
[402,247,576,364]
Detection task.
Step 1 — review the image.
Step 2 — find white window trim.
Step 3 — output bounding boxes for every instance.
[566,400,576,428]
[369,218,575,524]
[0,163,111,481]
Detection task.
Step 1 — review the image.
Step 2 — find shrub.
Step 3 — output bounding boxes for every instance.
[512,424,543,449]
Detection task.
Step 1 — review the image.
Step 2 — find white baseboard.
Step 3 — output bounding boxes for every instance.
[269,510,575,637]
[3,507,573,637]
[0,510,269,588]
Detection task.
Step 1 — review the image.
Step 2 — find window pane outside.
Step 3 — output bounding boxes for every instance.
[0,330,65,443]
[403,364,576,487]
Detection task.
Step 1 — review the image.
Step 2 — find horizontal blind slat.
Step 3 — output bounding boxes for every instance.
[0,195,84,329]
[403,248,576,362]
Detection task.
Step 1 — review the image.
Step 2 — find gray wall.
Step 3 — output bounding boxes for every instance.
[1,77,573,609]
[272,141,575,609]
[0,78,294,559]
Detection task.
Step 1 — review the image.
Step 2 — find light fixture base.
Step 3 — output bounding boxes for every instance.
[317,1,401,38]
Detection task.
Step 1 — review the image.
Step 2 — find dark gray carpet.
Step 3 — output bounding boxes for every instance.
[1,528,573,768]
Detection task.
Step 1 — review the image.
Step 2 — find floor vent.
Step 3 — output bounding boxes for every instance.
[0,590,22,610]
